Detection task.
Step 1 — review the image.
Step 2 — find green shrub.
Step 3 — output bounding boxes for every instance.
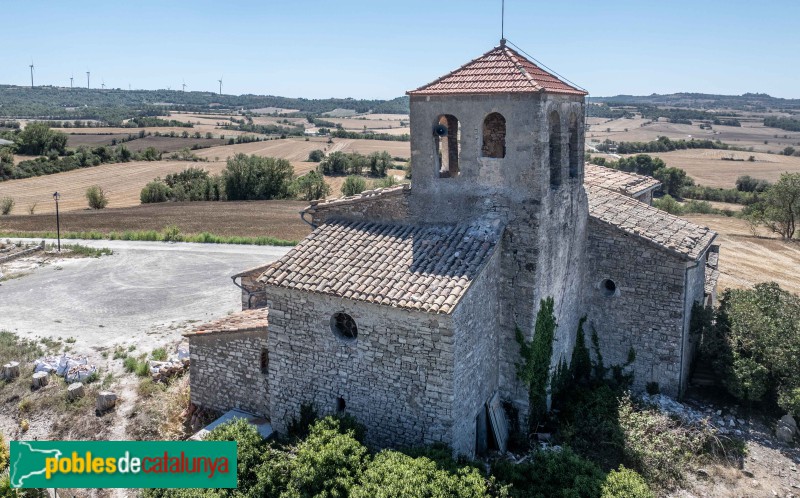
[618,395,703,489]
[0,432,8,471]
[283,418,369,497]
[515,297,557,435]
[223,153,293,200]
[161,225,183,242]
[150,348,167,361]
[0,197,13,215]
[492,447,605,498]
[140,180,172,203]
[352,450,491,498]
[601,466,653,498]
[206,418,267,491]
[373,175,398,189]
[653,194,684,215]
[291,170,331,201]
[341,175,367,196]
[308,149,325,162]
[85,185,109,209]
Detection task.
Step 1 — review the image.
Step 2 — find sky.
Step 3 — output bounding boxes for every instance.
[3,0,799,99]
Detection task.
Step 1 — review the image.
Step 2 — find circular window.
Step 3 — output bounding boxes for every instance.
[601,279,617,297]
[331,312,358,341]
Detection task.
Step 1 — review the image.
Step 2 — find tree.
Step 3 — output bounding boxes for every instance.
[653,166,692,197]
[368,151,392,177]
[85,185,109,209]
[307,149,325,162]
[15,122,67,155]
[291,170,331,201]
[341,175,367,196]
[223,153,293,200]
[140,180,172,203]
[748,172,800,239]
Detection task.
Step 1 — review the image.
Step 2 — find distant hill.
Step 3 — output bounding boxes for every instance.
[589,93,800,112]
[0,85,409,124]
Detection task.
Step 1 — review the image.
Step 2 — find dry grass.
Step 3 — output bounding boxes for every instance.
[687,214,800,295]
[629,149,800,188]
[127,375,192,441]
[0,200,311,241]
[0,137,407,214]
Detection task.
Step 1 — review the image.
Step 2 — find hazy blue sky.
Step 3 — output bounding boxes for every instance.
[3,1,798,99]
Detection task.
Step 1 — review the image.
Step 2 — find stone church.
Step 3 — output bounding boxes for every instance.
[186,42,719,457]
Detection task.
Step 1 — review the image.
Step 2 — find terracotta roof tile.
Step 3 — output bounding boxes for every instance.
[258,220,501,314]
[584,163,661,197]
[184,308,268,337]
[587,185,716,261]
[408,44,587,96]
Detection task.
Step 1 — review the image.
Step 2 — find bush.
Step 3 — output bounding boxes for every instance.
[0,197,13,215]
[15,122,67,155]
[140,180,172,203]
[0,432,8,472]
[352,450,491,498]
[291,170,331,201]
[601,466,653,498]
[653,194,684,215]
[492,447,605,498]
[223,153,294,200]
[85,185,109,209]
[342,175,367,196]
[308,149,325,162]
[161,225,182,242]
[373,175,398,189]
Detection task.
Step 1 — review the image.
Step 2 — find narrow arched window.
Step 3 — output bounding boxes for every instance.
[568,113,580,179]
[434,114,460,178]
[549,111,562,188]
[482,112,506,158]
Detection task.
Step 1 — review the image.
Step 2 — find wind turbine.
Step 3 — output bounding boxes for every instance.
[101,79,106,90]
[218,76,223,96]
[70,74,73,89]
[29,61,34,88]
[86,71,90,89]
[182,79,187,92]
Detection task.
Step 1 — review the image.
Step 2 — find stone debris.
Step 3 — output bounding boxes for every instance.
[777,415,797,443]
[149,345,191,382]
[67,382,85,401]
[32,371,49,389]
[96,391,117,413]
[2,361,20,380]
[34,354,97,383]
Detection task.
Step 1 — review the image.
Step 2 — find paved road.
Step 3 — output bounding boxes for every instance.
[0,239,290,350]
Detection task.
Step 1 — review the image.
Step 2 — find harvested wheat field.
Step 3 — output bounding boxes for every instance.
[630,149,800,188]
[0,200,311,241]
[687,214,800,295]
[0,138,409,214]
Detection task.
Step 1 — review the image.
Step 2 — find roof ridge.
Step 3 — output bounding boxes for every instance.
[408,44,506,95]
[502,45,543,92]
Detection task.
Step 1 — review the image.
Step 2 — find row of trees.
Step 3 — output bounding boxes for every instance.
[764,116,800,132]
[590,154,692,197]
[596,136,734,155]
[1,144,162,181]
[317,151,393,177]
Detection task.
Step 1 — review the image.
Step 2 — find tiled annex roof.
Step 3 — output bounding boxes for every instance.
[259,220,501,314]
[586,184,716,261]
[408,43,587,96]
[584,163,661,197]
[184,308,268,337]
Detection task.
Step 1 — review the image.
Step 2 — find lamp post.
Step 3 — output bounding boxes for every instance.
[53,192,61,252]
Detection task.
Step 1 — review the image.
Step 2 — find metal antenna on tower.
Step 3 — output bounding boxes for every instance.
[501,0,505,42]
[86,71,90,89]
[218,76,223,96]
[29,61,34,88]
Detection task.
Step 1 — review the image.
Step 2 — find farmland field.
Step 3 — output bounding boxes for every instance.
[687,214,800,295]
[0,138,410,214]
[67,134,227,152]
[0,200,311,241]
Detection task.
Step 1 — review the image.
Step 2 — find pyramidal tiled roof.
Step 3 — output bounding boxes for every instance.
[408,42,587,96]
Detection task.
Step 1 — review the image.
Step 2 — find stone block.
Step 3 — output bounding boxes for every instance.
[32,371,49,388]
[96,391,117,412]
[67,382,85,401]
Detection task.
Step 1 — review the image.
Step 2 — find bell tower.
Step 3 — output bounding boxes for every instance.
[406,41,590,409]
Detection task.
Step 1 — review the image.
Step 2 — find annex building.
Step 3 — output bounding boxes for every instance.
[185,42,719,457]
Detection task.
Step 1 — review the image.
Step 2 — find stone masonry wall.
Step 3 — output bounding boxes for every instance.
[585,219,691,396]
[266,287,456,449]
[451,248,502,457]
[188,329,270,417]
[236,265,272,309]
[306,185,411,227]
[681,255,707,394]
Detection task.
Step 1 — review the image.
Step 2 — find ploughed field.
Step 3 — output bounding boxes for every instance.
[0,200,311,241]
[687,214,800,295]
[66,134,228,152]
[0,138,410,214]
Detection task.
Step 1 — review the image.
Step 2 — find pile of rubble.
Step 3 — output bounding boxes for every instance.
[148,344,190,382]
[183,403,215,432]
[34,354,97,383]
